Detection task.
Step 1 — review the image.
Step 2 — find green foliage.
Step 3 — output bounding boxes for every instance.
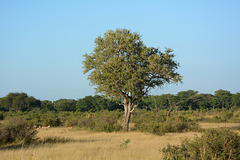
[40,112,62,127]
[162,143,189,160]
[232,92,240,107]
[83,29,182,99]
[76,95,122,112]
[176,90,199,110]
[187,94,213,110]
[162,128,240,160]
[0,89,239,114]
[213,89,232,109]
[0,111,4,120]
[138,94,178,111]
[76,110,123,132]
[132,110,199,135]
[40,100,55,111]
[0,116,37,146]
[120,139,131,149]
[0,98,7,111]
[0,92,41,112]
[54,99,76,111]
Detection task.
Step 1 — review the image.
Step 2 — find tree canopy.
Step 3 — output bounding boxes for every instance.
[83,29,182,101]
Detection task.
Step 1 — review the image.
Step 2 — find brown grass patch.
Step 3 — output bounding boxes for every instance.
[0,127,200,160]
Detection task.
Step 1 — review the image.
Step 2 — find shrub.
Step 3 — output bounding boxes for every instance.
[132,110,199,135]
[0,117,37,147]
[120,139,131,149]
[77,117,95,130]
[94,115,122,132]
[76,110,123,132]
[162,128,240,160]
[40,112,62,126]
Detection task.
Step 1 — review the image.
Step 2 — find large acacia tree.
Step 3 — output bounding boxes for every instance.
[83,29,182,131]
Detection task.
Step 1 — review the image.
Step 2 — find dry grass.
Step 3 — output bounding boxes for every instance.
[199,122,240,129]
[1,122,239,160]
[0,127,200,160]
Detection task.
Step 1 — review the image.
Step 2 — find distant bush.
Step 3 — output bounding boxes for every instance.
[132,110,199,135]
[93,110,123,132]
[76,110,123,132]
[162,128,240,160]
[0,117,37,147]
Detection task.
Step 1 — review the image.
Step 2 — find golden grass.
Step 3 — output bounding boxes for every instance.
[0,128,200,160]
[199,122,240,129]
[1,122,239,160]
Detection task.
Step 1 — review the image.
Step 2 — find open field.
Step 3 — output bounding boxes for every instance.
[0,128,200,160]
[0,123,239,160]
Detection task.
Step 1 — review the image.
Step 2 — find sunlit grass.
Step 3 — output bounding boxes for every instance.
[199,122,240,129]
[0,127,200,160]
[0,123,239,160]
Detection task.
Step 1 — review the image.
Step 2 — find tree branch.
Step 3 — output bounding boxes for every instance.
[130,104,137,113]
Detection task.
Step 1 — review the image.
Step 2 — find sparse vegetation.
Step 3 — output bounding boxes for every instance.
[132,110,199,135]
[162,128,240,160]
[120,138,131,149]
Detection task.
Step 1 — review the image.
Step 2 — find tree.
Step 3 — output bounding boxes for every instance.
[213,89,232,109]
[0,97,7,111]
[83,29,182,131]
[41,100,55,111]
[232,93,240,107]
[76,95,122,112]
[76,96,94,112]
[187,94,213,110]
[176,90,198,110]
[1,92,41,111]
[54,99,76,111]
[25,96,41,111]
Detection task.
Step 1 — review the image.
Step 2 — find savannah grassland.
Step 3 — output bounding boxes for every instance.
[0,123,240,160]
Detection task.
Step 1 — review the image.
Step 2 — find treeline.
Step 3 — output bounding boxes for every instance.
[0,89,240,112]
[0,93,122,112]
[139,89,240,111]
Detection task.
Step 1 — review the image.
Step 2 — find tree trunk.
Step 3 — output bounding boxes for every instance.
[167,106,173,117]
[124,104,131,131]
[167,96,173,117]
[123,97,133,132]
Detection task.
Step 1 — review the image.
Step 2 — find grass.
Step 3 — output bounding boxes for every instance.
[0,127,200,160]
[199,122,240,129]
[0,123,239,160]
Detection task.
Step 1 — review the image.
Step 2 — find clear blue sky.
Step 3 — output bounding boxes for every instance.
[1,0,240,101]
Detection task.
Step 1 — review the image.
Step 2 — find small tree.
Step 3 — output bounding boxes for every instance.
[83,29,182,131]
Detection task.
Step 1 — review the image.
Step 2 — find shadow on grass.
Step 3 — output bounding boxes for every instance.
[0,137,105,150]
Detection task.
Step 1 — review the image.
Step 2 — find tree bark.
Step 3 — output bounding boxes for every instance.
[167,106,173,117]
[167,96,173,117]
[124,105,131,131]
[123,97,133,132]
